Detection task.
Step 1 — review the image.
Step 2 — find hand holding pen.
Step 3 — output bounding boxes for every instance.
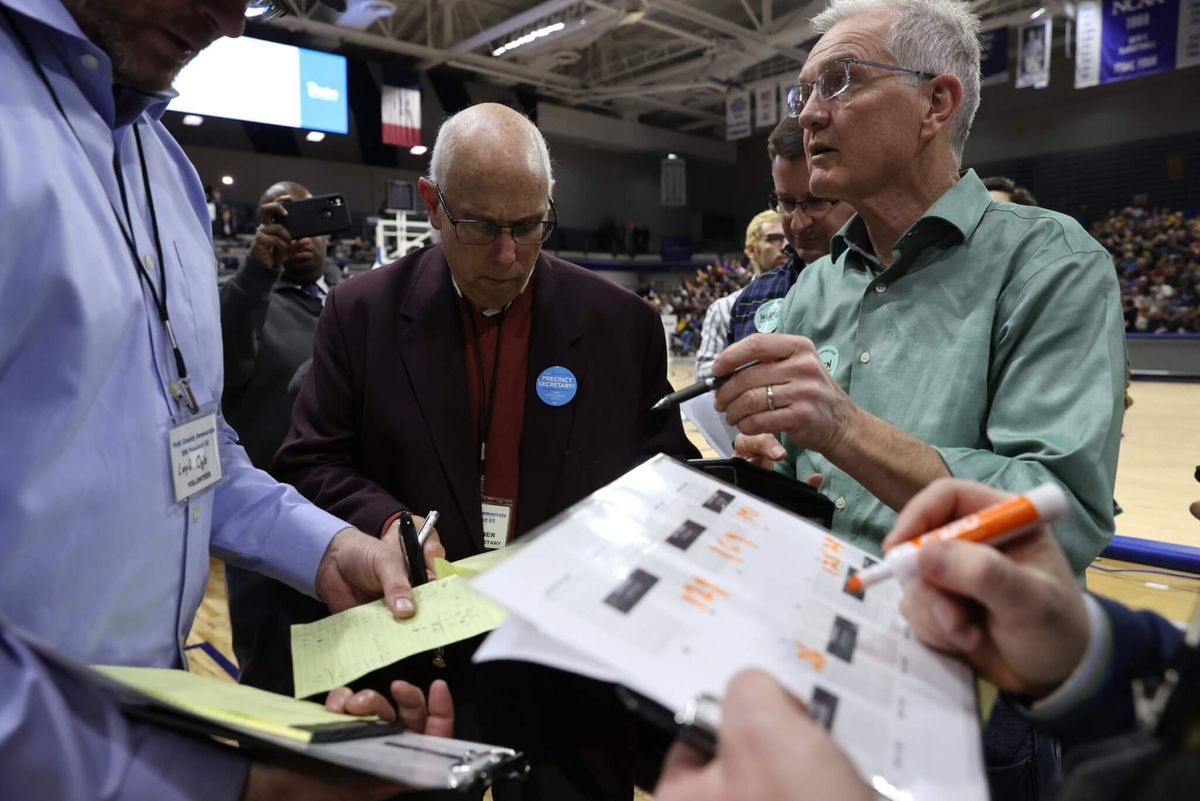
[651,360,761,410]
[398,510,449,668]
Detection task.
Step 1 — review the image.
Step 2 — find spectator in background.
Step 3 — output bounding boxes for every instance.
[983,175,1038,206]
[221,181,349,694]
[727,115,857,345]
[1092,206,1200,333]
[695,210,785,380]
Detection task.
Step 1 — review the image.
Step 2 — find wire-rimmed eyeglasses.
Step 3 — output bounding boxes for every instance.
[787,57,938,117]
[435,184,558,246]
[768,193,839,219]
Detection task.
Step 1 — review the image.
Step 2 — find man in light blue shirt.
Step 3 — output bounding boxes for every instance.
[0,1,444,797]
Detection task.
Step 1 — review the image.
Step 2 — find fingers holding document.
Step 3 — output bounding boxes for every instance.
[324,679,454,737]
[655,670,873,801]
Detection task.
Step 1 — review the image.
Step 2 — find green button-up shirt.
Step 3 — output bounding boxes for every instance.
[776,171,1124,571]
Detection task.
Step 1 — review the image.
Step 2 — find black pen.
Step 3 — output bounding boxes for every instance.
[651,360,762,411]
[400,510,448,668]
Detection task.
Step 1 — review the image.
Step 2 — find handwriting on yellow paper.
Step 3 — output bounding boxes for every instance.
[290,574,508,698]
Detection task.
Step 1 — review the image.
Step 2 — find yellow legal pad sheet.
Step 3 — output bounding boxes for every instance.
[291,560,516,699]
[94,665,371,742]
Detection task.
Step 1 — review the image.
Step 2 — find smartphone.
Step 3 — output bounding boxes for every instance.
[278,193,351,238]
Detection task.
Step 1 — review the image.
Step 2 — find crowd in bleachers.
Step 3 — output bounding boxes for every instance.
[1092,206,1200,333]
[640,258,751,354]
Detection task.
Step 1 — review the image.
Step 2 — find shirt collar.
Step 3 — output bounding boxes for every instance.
[831,170,989,264]
[6,0,178,127]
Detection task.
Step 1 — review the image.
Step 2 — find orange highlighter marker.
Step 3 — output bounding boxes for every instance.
[845,483,1068,594]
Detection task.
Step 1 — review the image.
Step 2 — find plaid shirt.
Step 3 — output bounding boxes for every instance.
[726,247,805,345]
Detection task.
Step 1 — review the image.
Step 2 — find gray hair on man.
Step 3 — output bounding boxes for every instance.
[427,103,555,194]
[811,0,981,165]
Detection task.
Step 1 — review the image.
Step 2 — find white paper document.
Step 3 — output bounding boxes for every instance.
[679,395,739,457]
[472,455,987,801]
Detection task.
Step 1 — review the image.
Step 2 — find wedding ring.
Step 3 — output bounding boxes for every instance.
[766,384,776,411]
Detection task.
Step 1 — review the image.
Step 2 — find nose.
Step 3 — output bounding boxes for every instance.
[790,207,815,232]
[797,92,828,132]
[207,0,247,39]
[493,230,519,264]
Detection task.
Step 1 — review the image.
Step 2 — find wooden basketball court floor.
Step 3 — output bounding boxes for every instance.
[184,375,1199,796]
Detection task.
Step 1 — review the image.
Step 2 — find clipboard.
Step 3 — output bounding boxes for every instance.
[688,457,835,527]
[93,666,529,792]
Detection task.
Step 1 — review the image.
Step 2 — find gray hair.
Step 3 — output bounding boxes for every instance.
[811,0,981,165]
[427,104,554,194]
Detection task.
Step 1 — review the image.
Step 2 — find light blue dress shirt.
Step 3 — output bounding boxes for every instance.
[0,2,345,670]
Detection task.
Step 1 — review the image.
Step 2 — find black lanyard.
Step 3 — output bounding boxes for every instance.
[6,8,199,414]
[464,307,505,494]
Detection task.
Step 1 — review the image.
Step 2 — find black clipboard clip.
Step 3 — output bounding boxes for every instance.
[616,687,720,757]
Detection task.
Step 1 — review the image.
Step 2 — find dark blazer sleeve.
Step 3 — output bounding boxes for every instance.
[219,256,278,391]
[1029,595,1184,747]
[635,299,700,463]
[271,284,404,534]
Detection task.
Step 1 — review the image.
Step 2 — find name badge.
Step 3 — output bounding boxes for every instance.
[481,496,514,550]
[169,409,223,503]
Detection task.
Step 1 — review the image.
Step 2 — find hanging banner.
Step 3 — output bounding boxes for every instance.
[725,91,751,140]
[661,158,687,207]
[778,76,797,119]
[381,69,421,148]
[754,81,778,128]
[1017,17,1052,88]
[1075,1,1104,87]
[980,27,1010,85]
[1076,0,1200,87]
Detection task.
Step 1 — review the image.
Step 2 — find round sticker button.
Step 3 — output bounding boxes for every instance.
[535,366,578,406]
[754,298,784,333]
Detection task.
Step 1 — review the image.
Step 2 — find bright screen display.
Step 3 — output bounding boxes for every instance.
[168,37,348,134]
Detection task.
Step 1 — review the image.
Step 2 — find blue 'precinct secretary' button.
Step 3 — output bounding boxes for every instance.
[535,366,578,406]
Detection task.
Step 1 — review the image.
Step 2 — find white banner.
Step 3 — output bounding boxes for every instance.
[381,84,421,147]
[661,158,687,207]
[753,81,777,128]
[725,91,752,140]
[1074,1,1103,88]
[1176,0,1200,69]
[1017,17,1052,88]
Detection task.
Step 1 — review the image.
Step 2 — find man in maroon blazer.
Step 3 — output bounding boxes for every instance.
[234,103,696,800]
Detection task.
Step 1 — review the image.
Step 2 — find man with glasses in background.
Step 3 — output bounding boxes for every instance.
[725,115,857,347]
[715,1,1124,797]
[694,208,786,381]
[258,102,696,801]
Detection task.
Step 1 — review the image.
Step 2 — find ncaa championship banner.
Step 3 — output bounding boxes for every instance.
[1075,0,1200,88]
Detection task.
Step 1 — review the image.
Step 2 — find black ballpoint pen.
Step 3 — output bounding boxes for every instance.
[398,511,447,667]
[650,360,762,411]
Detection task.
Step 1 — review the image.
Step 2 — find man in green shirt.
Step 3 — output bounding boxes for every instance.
[713,0,1124,575]
[713,2,1123,798]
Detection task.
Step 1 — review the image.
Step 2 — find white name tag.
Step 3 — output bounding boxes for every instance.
[481,498,513,550]
[169,412,222,503]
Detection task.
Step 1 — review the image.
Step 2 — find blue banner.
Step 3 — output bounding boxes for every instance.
[1099,0,1180,82]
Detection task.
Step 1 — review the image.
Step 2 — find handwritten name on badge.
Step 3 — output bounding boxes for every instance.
[169,413,222,502]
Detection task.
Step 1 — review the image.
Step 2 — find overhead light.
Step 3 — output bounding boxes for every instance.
[305,131,326,142]
[1030,7,1046,18]
[221,175,234,186]
[410,145,428,155]
[666,153,679,160]
[492,21,566,57]
[182,114,204,126]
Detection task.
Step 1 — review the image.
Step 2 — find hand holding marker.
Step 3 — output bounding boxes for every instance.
[846,483,1068,594]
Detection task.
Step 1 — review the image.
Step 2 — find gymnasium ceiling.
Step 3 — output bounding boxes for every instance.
[268,0,1066,138]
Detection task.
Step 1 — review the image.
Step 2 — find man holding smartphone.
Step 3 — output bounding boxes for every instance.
[221,180,339,470]
[221,181,351,695]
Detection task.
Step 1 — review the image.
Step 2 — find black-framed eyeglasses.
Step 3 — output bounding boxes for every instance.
[787,57,938,117]
[768,193,839,218]
[435,184,558,246]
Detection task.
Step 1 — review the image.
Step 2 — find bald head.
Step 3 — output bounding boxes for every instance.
[259,180,310,209]
[428,103,553,199]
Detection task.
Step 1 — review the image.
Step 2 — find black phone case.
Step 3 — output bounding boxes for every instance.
[280,193,351,238]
